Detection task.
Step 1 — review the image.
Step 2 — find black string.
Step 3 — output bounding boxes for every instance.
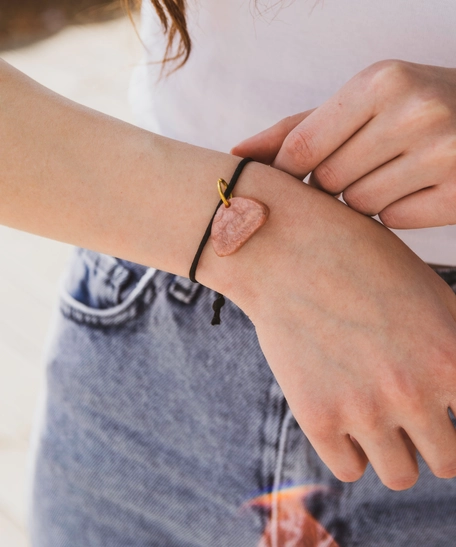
[189,156,254,325]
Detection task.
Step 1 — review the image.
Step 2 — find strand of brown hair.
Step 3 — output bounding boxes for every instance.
[122,0,191,75]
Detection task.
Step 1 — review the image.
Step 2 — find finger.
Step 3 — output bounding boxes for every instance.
[307,174,343,201]
[352,427,419,490]
[271,73,377,179]
[305,430,369,483]
[308,112,407,195]
[402,405,456,480]
[342,153,433,216]
[230,110,315,165]
[378,184,453,229]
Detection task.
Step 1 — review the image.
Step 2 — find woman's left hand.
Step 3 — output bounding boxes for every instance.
[231,60,456,229]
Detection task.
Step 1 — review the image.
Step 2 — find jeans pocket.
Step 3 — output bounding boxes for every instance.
[58,246,156,328]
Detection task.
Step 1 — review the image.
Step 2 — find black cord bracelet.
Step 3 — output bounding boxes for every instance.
[189,156,254,325]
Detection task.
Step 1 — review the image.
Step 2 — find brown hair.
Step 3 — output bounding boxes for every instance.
[123,0,191,75]
[123,1,288,75]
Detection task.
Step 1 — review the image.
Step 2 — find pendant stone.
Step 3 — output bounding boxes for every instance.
[211,196,269,257]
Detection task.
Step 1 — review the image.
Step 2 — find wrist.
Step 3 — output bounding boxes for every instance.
[195,160,321,313]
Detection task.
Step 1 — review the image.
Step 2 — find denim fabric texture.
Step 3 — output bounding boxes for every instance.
[29,247,456,546]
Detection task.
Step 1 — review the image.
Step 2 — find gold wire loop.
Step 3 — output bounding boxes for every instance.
[217,178,232,207]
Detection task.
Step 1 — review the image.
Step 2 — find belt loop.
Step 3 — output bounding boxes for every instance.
[270,408,294,547]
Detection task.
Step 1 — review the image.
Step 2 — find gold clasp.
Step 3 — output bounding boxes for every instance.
[217,178,232,208]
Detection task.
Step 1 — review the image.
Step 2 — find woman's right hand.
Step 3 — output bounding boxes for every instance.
[199,160,456,491]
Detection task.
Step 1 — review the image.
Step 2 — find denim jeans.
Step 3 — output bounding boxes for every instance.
[28,246,456,546]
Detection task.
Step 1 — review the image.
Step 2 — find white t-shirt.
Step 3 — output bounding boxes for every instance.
[129,0,456,266]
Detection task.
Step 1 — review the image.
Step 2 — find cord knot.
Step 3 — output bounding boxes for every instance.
[211,292,226,325]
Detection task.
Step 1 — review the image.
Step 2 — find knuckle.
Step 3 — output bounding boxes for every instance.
[434,134,456,168]
[304,412,342,447]
[383,472,419,491]
[422,96,452,125]
[345,397,385,435]
[426,345,456,387]
[343,189,377,215]
[354,418,385,440]
[380,368,428,415]
[401,95,452,134]
[378,207,403,228]
[307,422,337,445]
[381,366,417,400]
[281,114,301,132]
[313,162,341,193]
[278,115,295,133]
[406,407,434,431]
[285,128,317,166]
[366,59,411,96]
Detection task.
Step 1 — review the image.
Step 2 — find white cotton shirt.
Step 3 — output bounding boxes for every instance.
[128,0,456,266]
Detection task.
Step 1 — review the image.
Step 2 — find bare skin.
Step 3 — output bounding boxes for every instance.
[2,58,456,491]
[231,59,456,229]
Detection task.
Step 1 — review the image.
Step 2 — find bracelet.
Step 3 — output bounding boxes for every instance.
[189,157,269,325]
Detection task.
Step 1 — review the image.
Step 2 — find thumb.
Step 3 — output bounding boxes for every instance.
[230,109,316,165]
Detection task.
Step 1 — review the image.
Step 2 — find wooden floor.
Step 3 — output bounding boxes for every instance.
[0,15,141,545]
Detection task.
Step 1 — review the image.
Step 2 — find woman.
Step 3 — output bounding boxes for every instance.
[0,0,454,544]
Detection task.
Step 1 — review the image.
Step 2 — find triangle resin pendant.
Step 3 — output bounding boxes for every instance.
[211,196,269,257]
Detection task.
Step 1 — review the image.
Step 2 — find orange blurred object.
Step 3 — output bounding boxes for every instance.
[248,485,341,547]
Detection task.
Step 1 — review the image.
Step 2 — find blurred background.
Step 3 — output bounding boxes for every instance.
[0,1,142,544]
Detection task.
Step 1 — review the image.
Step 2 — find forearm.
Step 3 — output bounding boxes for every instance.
[0,59,237,274]
[0,58,325,301]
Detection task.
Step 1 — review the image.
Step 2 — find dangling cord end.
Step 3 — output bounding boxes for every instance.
[211,292,225,325]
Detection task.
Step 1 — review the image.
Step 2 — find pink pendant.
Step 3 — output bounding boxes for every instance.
[211,196,269,257]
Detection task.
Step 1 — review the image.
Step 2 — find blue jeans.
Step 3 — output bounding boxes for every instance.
[28,246,456,546]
